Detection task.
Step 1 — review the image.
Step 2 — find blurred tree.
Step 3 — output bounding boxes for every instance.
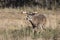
[0,0,60,10]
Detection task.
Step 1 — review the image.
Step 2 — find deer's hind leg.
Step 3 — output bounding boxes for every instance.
[37,24,45,33]
[42,24,46,31]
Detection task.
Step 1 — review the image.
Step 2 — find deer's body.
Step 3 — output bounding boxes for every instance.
[32,14,46,28]
[28,14,47,34]
[27,14,47,30]
[23,12,47,33]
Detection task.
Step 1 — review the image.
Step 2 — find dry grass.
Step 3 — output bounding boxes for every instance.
[0,6,59,40]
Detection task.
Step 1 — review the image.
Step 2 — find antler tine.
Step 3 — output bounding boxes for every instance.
[33,12,38,14]
[22,11,27,14]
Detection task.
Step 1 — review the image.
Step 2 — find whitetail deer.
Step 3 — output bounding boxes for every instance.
[23,12,47,34]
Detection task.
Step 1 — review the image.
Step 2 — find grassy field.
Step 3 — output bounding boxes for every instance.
[0,7,60,40]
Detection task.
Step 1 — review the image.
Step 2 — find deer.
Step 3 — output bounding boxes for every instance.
[23,12,47,34]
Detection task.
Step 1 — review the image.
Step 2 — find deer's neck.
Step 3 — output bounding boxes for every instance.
[29,20,36,29]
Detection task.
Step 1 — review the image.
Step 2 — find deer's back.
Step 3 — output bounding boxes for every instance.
[32,14,47,26]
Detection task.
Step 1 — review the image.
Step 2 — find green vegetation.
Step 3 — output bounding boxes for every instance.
[0,27,60,40]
